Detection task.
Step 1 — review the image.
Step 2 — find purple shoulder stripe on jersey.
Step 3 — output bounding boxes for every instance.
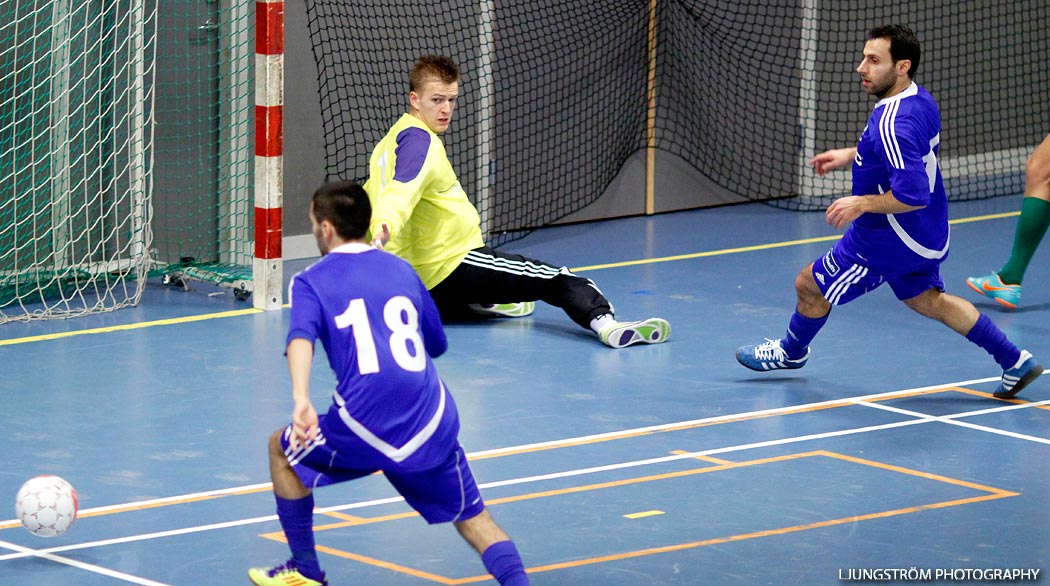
[393,127,431,183]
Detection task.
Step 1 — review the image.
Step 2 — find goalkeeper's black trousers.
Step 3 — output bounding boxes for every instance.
[428,246,613,330]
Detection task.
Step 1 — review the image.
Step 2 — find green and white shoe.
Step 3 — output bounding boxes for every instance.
[599,317,671,348]
[468,302,536,317]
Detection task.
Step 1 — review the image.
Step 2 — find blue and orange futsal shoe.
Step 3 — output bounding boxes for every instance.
[966,272,1022,309]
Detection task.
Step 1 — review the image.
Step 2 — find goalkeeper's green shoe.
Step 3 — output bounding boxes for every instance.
[468,302,536,317]
[966,272,1021,309]
[248,560,328,586]
[599,317,671,348]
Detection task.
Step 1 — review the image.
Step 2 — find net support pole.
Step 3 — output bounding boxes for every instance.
[476,0,494,237]
[254,0,284,310]
[220,0,253,265]
[796,0,818,197]
[49,1,72,269]
[644,0,658,215]
[129,0,150,265]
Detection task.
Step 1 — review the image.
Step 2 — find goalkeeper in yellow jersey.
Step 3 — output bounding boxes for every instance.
[362,55,670,348]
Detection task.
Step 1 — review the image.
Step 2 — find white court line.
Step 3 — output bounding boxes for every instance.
[1,376,1047,572]
[1,375,1008,526]
[0,538,171,586]
[466,375,1009,458]
[856,399,1050,445]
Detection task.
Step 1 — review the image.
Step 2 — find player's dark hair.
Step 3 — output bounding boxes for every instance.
[312,180,371,240]
[868,25,920,78]
[410,54,460,91]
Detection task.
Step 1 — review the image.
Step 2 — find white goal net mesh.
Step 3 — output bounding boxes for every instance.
[0,1,157,323]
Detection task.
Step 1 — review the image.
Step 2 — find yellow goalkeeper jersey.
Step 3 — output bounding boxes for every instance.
[363,114,485,289]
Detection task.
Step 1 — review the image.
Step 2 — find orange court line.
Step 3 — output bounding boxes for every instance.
[84,485,274,517]
[514,493,1010,580]
[0,485,276,530]
[266,450,1016,584]
[467,385,1036,462]
[316,544,462,585]
[466,401,853,460]
[5,385,1026,533]
[670,450,735,465]
[15,384,1033,531]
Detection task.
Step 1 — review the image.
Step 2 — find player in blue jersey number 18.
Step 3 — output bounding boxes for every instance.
[248,181,528,586]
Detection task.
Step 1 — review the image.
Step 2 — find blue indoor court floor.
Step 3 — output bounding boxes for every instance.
[1,195,1048,585]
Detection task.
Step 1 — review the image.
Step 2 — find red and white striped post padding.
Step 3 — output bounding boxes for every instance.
[254,0,284,310]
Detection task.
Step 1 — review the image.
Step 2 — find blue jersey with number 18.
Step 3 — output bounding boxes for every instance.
[286,242,458,471]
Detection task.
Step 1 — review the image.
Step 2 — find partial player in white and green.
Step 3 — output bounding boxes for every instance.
[363,55,669,348]
[966,132,1050,309]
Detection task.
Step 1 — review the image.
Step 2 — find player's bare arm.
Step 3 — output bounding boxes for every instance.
[826,191,924,229]
[286,337,320,450]
[808,147,857,176]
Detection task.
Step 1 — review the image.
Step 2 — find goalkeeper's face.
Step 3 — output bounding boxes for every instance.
[410,79,459,134]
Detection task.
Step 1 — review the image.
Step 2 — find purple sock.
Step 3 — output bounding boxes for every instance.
[965,313,1021,369]
[781,309,828,359]
[276,494,323,581]
[482,541,529,586]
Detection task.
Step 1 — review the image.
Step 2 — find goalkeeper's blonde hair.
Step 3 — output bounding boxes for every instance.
[410,55,460,91]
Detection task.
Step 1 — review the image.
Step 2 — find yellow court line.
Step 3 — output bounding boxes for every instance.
[0,210,1018,345]
[624,510,665,519]
[572,210,1018,272]
[0,308,265,346]
[275,450,1015,584]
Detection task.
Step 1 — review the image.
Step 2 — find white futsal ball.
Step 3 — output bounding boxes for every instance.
[15,475,78,537]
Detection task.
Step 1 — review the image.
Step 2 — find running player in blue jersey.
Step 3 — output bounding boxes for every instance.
[248,181,529,586]
[966,133,1050,309]
[364,54,670,349]
[736,25,1043,399]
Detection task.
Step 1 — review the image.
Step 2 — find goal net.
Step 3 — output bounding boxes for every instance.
[149,0,254,301]
[305,1,1049,242]
[0,1,157,323]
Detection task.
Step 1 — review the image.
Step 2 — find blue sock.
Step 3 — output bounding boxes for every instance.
[276,494,323,581]
[965,313,1021,369]
[482,541,529,586]
[781,309,829,359]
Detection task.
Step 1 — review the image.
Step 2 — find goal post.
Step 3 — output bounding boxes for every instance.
[1,0,284,321]
[254,0,285,311]
[0,1,159,323]
[149,0,282,310]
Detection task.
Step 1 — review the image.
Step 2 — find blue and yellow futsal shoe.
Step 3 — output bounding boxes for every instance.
[599,317,671,348]
[468,301,536,317]
[995,349,1044,399]
[736,338,809,371]
[966,272,1022,309]
[248,560,328,586]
